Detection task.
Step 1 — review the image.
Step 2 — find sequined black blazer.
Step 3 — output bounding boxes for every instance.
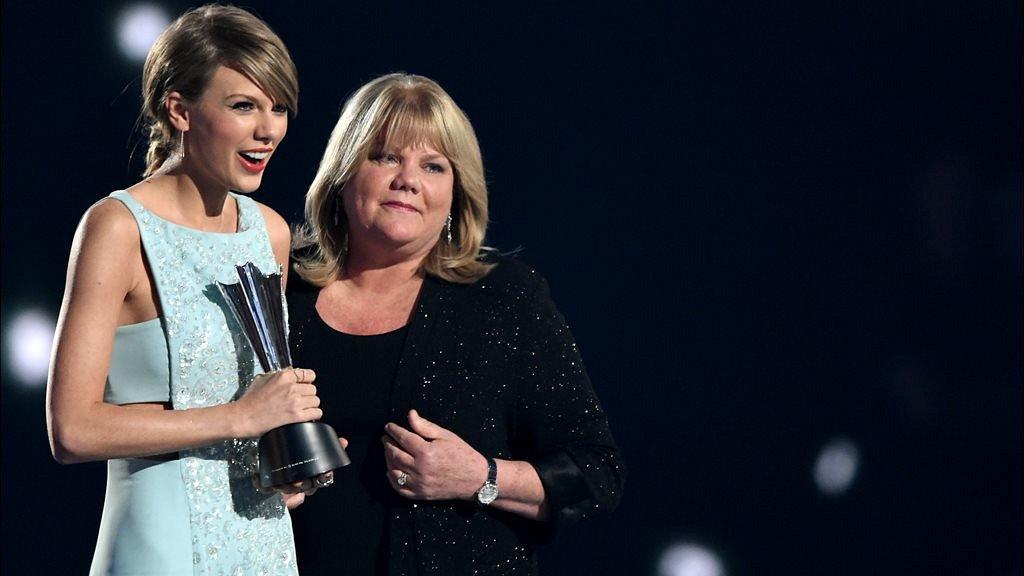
[300,254,625,576]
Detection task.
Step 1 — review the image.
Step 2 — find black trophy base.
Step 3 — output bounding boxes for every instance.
[257,421,351,488]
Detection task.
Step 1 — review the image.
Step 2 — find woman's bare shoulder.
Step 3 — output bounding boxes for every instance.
[77,197,140,246]
[64,196,142,295]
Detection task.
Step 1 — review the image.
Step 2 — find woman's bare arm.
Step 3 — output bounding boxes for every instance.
[46,200,320,463]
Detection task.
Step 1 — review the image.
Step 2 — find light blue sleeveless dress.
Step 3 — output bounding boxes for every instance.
[90,190,298,576]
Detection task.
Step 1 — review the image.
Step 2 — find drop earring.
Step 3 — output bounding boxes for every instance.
[445,213,453,243]
[179,130,186,160]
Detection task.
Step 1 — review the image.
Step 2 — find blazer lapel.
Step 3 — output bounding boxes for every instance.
[386,275,447,576]
[388,275,445,427]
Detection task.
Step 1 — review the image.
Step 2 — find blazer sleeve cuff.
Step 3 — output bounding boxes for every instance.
[530,450,595,534]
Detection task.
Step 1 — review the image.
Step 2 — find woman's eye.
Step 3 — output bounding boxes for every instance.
[272,104,289,114]
[231,101,255,111]
[424,163,446,174]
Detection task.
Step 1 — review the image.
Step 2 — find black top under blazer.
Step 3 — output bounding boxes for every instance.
[289,254,625,575]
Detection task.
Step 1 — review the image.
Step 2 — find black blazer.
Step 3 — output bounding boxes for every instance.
[291,254,624,575]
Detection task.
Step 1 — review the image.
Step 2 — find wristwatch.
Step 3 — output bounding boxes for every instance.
[476,457,499,505]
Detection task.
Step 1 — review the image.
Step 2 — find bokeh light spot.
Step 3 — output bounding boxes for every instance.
[5,309,55,388]
[657,542,725,576]
[115,3,170,62]
[814,437,860,495]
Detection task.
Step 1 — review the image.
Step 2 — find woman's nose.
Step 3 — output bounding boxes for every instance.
[255,113,284,144]
[391,165,420,194]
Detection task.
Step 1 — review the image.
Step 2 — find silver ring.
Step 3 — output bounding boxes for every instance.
[396,471,409,486]
[315,475,334,488]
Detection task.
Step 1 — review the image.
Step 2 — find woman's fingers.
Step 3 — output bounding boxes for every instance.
[299,393,321,409]
[382,436,415,469]
[283,492,305,510]
[384,422,428,454]
[288,368,316,384]
[278,479,317,496]
[300,478,317,495]
[386,469,418,497]
[237,367,322,436]
[407,409,448,440]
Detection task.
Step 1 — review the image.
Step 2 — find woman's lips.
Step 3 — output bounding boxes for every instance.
[238,152,268,174]
[381,201,419,213]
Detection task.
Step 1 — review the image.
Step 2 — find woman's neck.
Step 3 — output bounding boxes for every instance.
[339,250,425,295]
[161,169,230,215]
[142,171,235,232]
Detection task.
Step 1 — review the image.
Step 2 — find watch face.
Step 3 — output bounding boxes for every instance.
[477,482,499,505]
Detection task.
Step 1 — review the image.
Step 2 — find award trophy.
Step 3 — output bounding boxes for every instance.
[218,262,350,488]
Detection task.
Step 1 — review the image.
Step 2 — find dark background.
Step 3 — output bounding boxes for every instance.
[2,1,1020,574]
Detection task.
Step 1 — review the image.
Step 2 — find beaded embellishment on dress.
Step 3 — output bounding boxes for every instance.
[109,191,297,575]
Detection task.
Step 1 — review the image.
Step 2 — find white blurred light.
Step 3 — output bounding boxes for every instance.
[5,309,55,387]
[814,437,860,495]
[658,542,725,576]
[115,3,170,61]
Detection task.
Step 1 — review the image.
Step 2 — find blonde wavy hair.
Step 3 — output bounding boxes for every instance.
[140,4,298,177]
[294,73,493,285]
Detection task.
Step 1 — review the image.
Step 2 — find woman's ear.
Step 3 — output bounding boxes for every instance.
[165,91,190,132]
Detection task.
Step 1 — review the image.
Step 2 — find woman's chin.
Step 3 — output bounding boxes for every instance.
[366,231,436,257]
[228,173,266,195]
[372,225,428,246]
[228,181,262,195]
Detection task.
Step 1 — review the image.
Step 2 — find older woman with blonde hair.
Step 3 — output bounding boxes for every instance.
[287,73,625,575]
